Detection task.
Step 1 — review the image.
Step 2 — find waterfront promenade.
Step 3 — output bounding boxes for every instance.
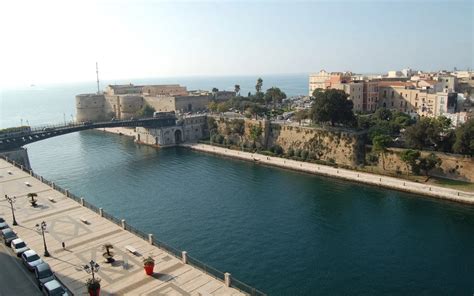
[0,159,248,295]
[184,143,474,204]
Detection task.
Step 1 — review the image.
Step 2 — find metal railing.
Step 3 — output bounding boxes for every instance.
[0,155,266,295]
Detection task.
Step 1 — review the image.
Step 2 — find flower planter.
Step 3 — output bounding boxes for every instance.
[88,287,100,296]
[144,264,154,275]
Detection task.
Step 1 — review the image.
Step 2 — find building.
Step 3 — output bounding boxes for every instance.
[308,70,351,96]
[76,84,213,122]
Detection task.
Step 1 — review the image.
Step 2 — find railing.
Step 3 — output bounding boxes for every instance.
[0,155,266,296]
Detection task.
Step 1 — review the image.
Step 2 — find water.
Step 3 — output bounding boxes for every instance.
[2,77,474,294]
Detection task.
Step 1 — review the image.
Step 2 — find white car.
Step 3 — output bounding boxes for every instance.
[21,250,44,271]
[11,238,29,257]
[42,279,68,296]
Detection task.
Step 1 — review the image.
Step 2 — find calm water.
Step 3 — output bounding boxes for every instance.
[25,132,474,295]
[3,77,474,294]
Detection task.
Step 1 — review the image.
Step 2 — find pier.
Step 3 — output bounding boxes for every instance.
[0,158,263,295]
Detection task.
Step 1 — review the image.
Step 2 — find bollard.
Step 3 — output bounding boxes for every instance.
[121,219,126,230]
[40,176,43,182]
[457,192,460,196]
[429,187,431,191]
[182,251,188,264]
[337,170,339,174]
[148,234,153,245]
[65,190,69,197]
[99,208,103,217]
[12,161,16,166]
[403,182,405,186]
[20,165,23,170]
[357,174,359,177]
[379,178,382,182]
[51,182,55,190]
[80,197,84,206]
[4,157,8,162]
[224,272,232,287]
[30,170,33,176]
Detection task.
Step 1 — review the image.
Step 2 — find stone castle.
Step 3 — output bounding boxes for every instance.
[76,84,226,122]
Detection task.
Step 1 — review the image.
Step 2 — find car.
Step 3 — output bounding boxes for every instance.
[41,279,68,296]
[2,228,18,246]
[11,238,30,256]
[22,250,44,271]
[0,220,8,230]
[34,262,55,290]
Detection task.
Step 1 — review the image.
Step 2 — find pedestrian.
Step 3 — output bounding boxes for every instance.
[62,241,65,250]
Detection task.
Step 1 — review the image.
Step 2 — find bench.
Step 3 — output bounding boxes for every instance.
[125,245,137,255]
[79,218,88,224]
[48,197,55,203]
[24,182,31,187]
[7,171,12,175]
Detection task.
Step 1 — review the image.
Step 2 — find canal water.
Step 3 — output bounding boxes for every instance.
[25,131,474,295]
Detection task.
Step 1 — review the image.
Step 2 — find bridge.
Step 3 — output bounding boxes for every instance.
[0,117,176,151]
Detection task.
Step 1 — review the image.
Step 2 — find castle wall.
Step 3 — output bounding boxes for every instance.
[75,94,106,122]
[119,96,144,119]
[144,96,176,112]
[175,95,211,112]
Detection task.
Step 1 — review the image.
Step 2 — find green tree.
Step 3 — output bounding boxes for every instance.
[255,78,263,93]
[234,84,241,96]
[310,89,355,126]
[372,134,392,169]
[400,149,421,175]
[264,87,287,109]
[212,87,219,93]
[419,153,442,178]
[452,118,474,155]
[249,125,263,147]
[293,110,309,125]
[405,116,452,150]
[311,88,324,98]
[136,104,155,118]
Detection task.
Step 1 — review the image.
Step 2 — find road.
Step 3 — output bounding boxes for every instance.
[0,240,42,296]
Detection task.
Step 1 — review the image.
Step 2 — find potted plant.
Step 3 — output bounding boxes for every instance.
[102,243,115,263]
[86,277,101,296]
[27,193,38,207]
[143,256,155,275]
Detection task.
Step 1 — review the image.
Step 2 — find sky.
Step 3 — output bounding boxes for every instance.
[0,0,472,87]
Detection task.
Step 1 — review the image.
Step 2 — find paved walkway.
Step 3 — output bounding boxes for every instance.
[184,143,474,205]
[0,159,245,295]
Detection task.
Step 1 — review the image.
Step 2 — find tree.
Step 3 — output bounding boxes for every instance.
[207,101,218,112]
[400,149,421,175]
[249,125,263,147]
[293,110,309,125]
[310,89,355,126]
[212,87,219,93]
[405,116,452,150]
[255,78,263,94]
[372,134,392,169]
[264,87,287,109]
[311,88,324,98]
[419,153,442,178]
[234,84,241,96]
[452,118,474,155]
[27,192,38,207]
[136,104,155,118]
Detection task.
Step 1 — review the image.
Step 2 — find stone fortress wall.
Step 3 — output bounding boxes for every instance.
[76,84,212,122]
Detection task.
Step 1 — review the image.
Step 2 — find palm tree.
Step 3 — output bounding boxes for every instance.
[255,78,263,93]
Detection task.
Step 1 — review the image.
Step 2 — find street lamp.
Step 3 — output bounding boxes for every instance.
[36,221,50,257]
[5,195,18,226]
[83,260,100,281]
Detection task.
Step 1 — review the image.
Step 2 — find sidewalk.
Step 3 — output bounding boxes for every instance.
[184,143,474,205]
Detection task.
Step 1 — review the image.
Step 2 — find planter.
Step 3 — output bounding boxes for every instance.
[103,252,115,263]
[144,264,154,275]
[88,287,100,296]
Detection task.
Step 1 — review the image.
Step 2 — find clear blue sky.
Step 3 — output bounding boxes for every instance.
[1,0,472,86]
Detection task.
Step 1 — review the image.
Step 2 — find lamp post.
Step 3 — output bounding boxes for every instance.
[5,195,18,226]
[83,260,100,281]
[36,221,50,257]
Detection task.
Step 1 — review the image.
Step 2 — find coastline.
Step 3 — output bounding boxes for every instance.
[182,143,474,205]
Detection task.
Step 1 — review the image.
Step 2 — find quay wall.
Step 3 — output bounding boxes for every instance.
[212,117,366,166]
[370,147,474,182]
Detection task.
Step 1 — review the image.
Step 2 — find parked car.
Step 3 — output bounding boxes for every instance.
[22,250,44,271]
[34,262,55,290]
[41,279,68,296]
[11,238,29,256]
[0,220,8,230]
[2,228,18,246]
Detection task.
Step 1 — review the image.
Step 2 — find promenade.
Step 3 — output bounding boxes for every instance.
[184,143,474,205]
[0,158,249,295]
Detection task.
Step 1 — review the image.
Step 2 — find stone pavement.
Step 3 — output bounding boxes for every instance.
[0,159,246,295]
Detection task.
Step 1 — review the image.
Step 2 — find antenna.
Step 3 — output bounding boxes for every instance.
[96,62,100,94]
